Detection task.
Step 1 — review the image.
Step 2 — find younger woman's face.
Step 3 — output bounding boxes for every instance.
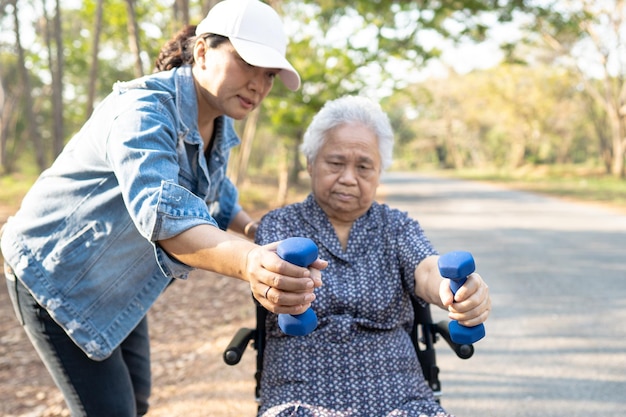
[193,39,279,120]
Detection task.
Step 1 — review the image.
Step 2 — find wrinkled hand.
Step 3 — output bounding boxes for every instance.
[439,272,491,327]
[246,242,326,315]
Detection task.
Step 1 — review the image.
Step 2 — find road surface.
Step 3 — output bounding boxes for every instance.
[380,172,626,417]
[2,172,624,417]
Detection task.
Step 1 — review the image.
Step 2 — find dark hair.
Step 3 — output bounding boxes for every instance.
[153,26,229,73]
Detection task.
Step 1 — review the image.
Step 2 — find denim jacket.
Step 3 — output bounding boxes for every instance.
[0,65,241,360]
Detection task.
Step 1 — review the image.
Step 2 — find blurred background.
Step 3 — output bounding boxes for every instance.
[2,0,626,211]
[2,1,626,416]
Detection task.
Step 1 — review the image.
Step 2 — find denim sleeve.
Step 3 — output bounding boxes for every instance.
[151,181,220,279]
[208,177,242,230]
[154,245,194,280]
[152,178,240,278]
[104,95,219,277]
[154,181,218,239]
[105,94,225,235]
[105,95,189,240]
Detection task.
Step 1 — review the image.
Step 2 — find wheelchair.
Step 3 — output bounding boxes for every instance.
[223,297,475,407]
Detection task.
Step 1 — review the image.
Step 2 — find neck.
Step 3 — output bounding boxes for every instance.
[328,218,354,251]
[194,84,219,152]
[201,123,215,153]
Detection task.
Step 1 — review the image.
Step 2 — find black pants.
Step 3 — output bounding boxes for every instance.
[5,266,151,417]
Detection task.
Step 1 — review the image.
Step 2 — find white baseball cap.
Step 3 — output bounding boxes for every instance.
[195,0,301,91]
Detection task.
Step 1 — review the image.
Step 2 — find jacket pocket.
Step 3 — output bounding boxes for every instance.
[48,221,103,265]
[43,221,104,294]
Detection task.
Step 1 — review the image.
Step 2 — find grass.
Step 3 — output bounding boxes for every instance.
[0,172,39,206]
[439,165,626,212]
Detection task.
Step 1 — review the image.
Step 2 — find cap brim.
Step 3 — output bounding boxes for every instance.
[230,38,301,91]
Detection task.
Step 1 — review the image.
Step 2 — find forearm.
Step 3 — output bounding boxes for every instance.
[414,255,446,309]
[158,223,254,280]
[229,210,258,240]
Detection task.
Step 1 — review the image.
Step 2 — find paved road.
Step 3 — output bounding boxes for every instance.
[380,172,626,417]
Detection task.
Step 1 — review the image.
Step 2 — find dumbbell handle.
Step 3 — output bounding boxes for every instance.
[276,237,319,336]
[438,251,485,345]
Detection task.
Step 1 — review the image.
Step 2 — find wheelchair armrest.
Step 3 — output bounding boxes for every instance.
[435,321,474,360]
[223,327,255,365]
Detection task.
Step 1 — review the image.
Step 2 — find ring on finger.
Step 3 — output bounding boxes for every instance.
[265,286,272,299]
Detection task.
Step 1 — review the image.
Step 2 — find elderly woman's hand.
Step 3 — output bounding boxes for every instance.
[439,272,491,327]
[246,243,326,315]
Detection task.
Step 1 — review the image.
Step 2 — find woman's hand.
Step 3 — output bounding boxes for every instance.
[440,272,491,327]
[246,242,326,315]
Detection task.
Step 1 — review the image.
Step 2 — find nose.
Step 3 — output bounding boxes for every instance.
[338,164,358,185]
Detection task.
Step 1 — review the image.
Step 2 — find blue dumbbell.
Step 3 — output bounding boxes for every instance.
[276,237,319,336]
[438,251,486,345]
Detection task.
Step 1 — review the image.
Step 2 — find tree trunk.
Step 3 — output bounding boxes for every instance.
[444,111,464,169]
[606,101,625,178]
[0,85,21,174]
[51,0,64,156]
[0,78,8,172]
[234,107,260,187]
[288,139,301,186]
[125,0,144,78]
[201,0,221,18]
[611,140,625,178]
[610,125,626,178]
[13,0,46,171]
[174,0,190,26]
[86,0,104,118]
[42,0,65,158]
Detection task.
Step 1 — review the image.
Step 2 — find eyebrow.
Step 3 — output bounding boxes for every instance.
[326,154,376,165]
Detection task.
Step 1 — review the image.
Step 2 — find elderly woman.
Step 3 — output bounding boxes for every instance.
[255,95,491,417]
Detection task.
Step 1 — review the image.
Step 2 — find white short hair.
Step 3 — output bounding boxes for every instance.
[300,95,394,170]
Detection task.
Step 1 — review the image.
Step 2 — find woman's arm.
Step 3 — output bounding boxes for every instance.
[229,209,259,240]
[415,255,491,327]
[158,224,325,315]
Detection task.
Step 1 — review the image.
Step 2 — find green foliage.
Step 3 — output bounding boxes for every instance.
[256,0,526,179]
[0,171,38,205]
[452,164,626,209]
[387,63,594,171]
[2,0,624,183]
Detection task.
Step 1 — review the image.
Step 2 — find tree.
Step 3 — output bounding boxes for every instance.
[174,0,190,25]
[124,0,144,78]
[246,0,528,202]
[0,64,18,172]
[86,0,104,118]
[388,64,591,171]
[0,0,538,181]
[0,54,33,175]
[523,0,626,177]
[11,0,46,171]
[42,0,65,157]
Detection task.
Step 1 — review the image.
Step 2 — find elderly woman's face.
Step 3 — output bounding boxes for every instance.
[308,122,382,222]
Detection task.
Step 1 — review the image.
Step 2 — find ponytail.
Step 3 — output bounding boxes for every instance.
[153,26,196,72]
[154,26,229,73]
